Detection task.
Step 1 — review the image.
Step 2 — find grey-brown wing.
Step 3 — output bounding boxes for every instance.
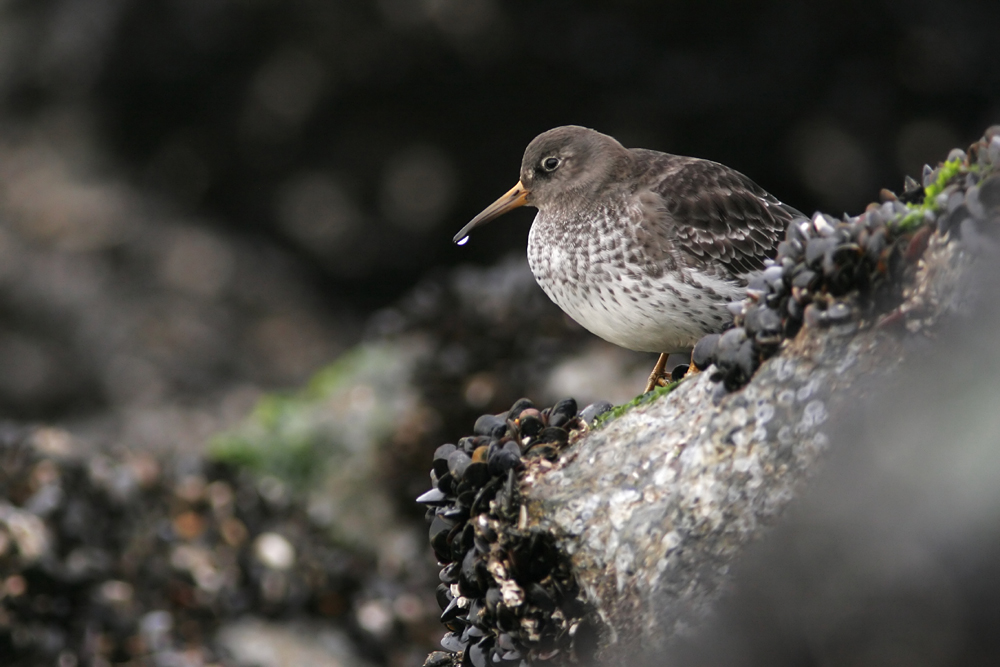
[639,153,802,279]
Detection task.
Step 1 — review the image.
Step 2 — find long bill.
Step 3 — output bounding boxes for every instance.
[452,181,530,244]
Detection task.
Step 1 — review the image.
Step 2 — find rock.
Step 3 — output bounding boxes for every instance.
[422,128,1000,664]
[254,532,296,570]
[216,618,374,667]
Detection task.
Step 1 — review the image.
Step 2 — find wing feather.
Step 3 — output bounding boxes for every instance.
[632,151,803,280]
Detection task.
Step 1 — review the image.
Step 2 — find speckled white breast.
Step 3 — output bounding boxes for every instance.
[526,208,744,353]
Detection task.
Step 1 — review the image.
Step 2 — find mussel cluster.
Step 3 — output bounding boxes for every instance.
[695,128,1000,391]
[420,397,606,667]
[0,424,372,665]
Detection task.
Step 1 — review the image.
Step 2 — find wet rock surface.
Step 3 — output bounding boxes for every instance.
[423,128,1000,662]
[654,255,1000,666]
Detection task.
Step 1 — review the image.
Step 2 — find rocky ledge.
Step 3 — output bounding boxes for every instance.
[420,127,1000,665]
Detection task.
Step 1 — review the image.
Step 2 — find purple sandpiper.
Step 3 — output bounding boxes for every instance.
[454,126,803,392]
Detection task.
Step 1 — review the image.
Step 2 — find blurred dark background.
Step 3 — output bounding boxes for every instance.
[5,0,999,293]
[0,0,996,434]
[0,1,998,664]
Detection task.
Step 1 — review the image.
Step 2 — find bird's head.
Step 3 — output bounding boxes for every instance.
[453,126,628,244]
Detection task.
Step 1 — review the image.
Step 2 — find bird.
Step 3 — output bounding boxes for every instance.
[453,126,803,393]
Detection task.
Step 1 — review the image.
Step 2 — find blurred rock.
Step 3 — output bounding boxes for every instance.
[0,133,354,445]
[0,423,441,666]
[542,343,653,407]
[379,145,458,232]
[254,532,296,570]
[787,119,875,210]
[217,619,374,667]
[896,119,961,179]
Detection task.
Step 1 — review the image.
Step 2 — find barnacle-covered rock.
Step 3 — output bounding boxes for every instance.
[419,397,607,666]
[425,127,1000,663]
[693,128,1000,393]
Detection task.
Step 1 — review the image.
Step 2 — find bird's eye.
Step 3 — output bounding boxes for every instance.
[541,156,561,172]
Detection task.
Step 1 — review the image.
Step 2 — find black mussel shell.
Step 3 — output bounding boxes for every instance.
[474,414,508,439]
[517,415,544,438]
[548,398,578,428]
[692,333,721,370]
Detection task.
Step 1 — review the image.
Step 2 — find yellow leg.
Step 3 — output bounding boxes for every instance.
[684,350,701,378]
[644,353,669,393]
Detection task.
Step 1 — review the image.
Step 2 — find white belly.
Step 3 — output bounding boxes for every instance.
[527,222,743,353]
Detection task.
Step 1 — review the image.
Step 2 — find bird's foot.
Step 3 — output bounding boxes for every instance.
[645,356,703,393]
[684,346,706,379]
[644,353,669,394]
